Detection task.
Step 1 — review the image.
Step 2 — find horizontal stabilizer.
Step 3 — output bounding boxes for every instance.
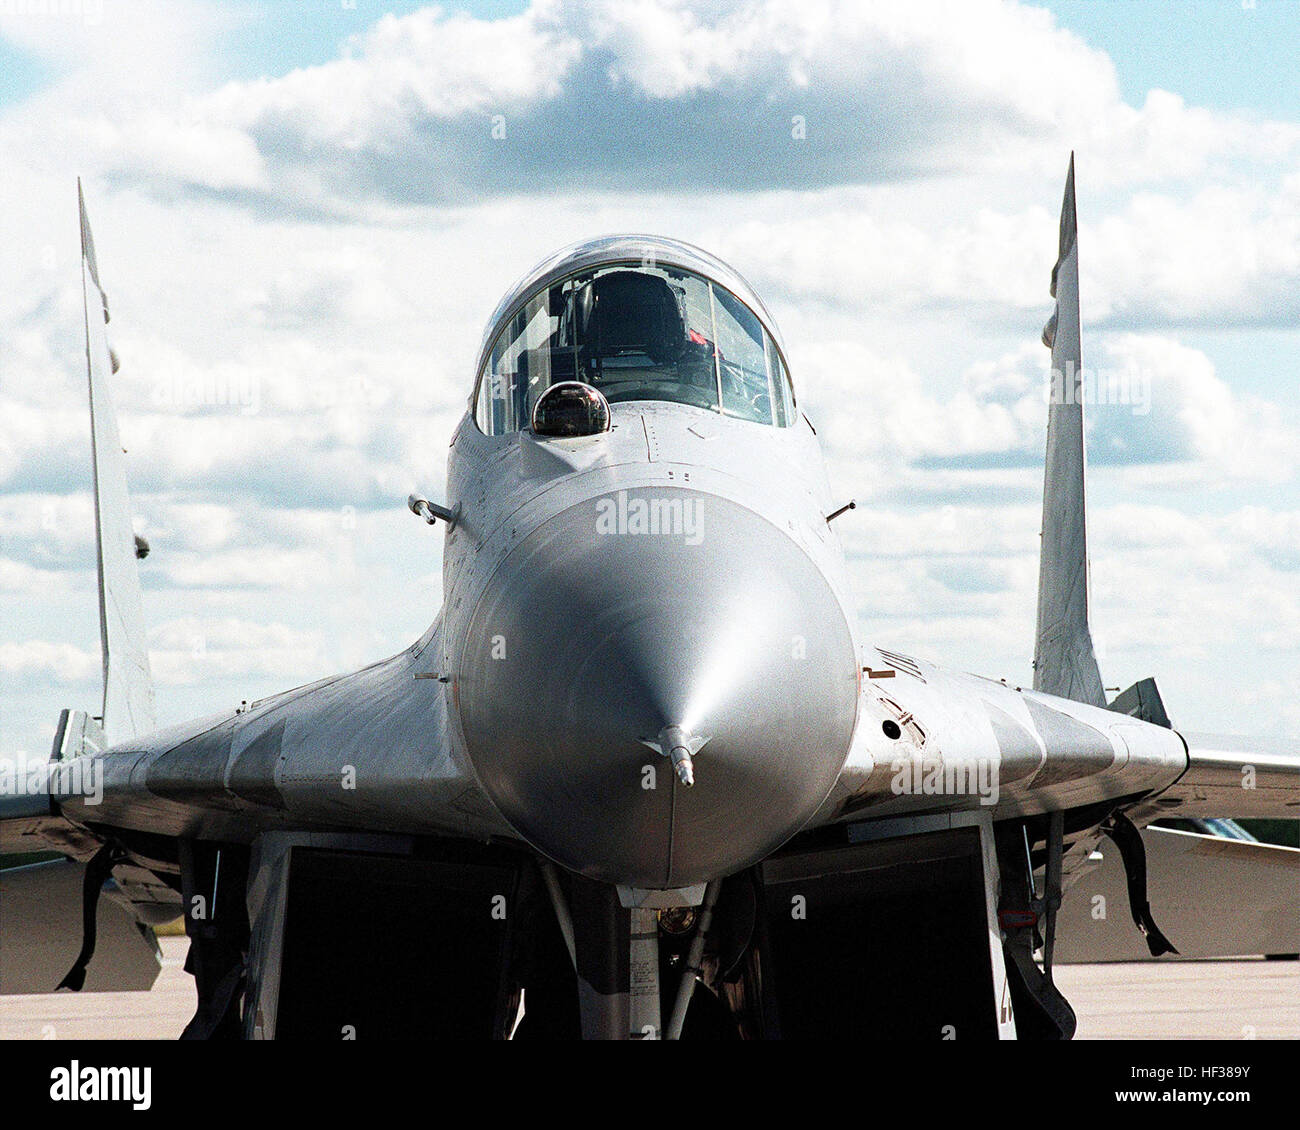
[1057,826,1300,962]
[1108,677,1171,728]
[0,712,110,853]
[52,707,108,761]
[0,860,161,994]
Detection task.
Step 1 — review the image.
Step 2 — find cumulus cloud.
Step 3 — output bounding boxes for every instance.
[1088,181,1300,328]
[0,492,97,570]
[146,615,326,684]
[0,617,327,688]
[886,334,1299,480]
[720,178,1300,334]
[26,0,1287,213]
[0,638,100,684]
[846,497,1300,722]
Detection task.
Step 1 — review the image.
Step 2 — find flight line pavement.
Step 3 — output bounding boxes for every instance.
[0,937,1295,1039]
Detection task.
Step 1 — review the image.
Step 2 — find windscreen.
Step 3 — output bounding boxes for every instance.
[474,264,794,435]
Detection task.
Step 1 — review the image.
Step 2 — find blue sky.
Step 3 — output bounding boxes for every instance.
[1,0,1297,759]
[1041,0,1300,120]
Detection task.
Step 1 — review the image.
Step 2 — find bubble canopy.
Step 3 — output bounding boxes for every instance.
[472,237,796,435]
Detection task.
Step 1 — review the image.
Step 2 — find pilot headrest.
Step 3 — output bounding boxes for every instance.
[576,270,685,360]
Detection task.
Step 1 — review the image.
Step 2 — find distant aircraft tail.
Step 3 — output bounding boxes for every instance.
[79,181,155,744]
[1033,155,1106,709]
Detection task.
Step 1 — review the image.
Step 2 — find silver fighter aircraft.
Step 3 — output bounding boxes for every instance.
[2,161,1296,1040]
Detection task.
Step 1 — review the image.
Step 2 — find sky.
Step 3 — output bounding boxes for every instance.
[1,0,1298,761]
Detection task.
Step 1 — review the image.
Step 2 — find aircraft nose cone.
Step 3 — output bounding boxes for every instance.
[455,487,859,889]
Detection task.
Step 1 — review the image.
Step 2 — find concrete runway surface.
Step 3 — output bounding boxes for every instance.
[0,937,1295,1039]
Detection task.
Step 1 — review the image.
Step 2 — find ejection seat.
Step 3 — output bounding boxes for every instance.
[575,270,688,372]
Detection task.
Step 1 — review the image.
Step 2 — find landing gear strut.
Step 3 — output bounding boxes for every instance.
[178,840,249,1040]
[995,818,1076,1040]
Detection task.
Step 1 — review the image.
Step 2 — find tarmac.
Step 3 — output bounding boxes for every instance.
[0,937,1295,1039]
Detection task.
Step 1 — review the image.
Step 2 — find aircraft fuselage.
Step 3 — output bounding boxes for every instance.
[442,398,862,887]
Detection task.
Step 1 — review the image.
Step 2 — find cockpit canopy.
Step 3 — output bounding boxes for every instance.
[473,239,795,435]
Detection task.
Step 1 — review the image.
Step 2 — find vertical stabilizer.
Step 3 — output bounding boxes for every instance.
[1033,156,1106,708]
[79,182,155,742]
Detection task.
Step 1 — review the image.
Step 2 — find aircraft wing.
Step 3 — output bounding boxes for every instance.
[0,860,162,995]
[0,621,513,994]
[1056,825,1300,962]
[54,627,512,850]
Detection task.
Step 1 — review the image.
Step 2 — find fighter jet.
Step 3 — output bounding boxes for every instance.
[2,161,1296,1040]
